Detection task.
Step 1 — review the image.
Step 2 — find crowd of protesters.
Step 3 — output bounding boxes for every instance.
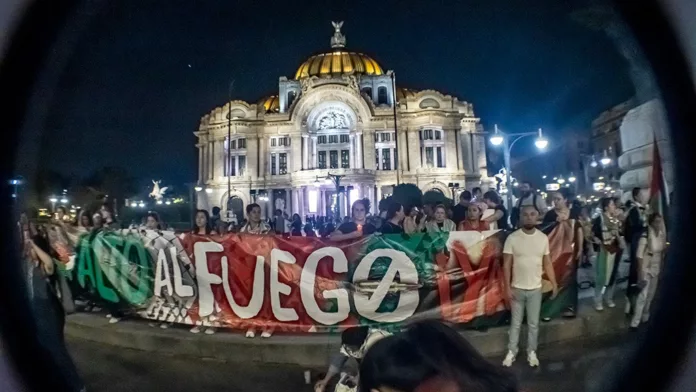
[18,180,665,391]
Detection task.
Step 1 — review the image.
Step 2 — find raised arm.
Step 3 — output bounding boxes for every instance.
[31,240,55,276]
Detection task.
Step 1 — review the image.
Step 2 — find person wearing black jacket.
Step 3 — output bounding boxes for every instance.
[451,190,472,227]
[624,187,648,316]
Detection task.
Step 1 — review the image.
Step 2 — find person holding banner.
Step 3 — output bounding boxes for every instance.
[630,213,666,329]
[379,201,405,234]
[592,197,625,311]
[482,190,509,231]
[189,210,218,334]
[330,199,376,241]
[425,205,456,233]
[239,203,271,234]
[458,203,490,232]
[502,206,558,368]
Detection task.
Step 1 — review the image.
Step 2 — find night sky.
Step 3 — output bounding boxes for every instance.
[41,0,633,187]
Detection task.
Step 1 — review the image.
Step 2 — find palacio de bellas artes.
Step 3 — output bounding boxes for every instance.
[195,22,492,220]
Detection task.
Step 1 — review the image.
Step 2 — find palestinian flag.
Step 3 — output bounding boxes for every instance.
[649,136,669,222]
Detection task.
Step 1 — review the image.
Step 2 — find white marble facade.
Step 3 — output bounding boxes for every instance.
[195,23,489,219]
[618,99,673,198]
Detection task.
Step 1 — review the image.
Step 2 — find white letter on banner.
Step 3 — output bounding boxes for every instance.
[154,249,173,297]
[270,248,299,321]
[300,247,349,325]
[169,246,193,297]
[194,241,223,317]
[221,255,265,319]
[353,249,419,323]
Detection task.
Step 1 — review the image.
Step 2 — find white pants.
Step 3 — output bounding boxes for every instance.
[631,271,660,327]
[508,287,542,355]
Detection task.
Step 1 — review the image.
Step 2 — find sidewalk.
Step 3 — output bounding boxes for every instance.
[65,298,629,367]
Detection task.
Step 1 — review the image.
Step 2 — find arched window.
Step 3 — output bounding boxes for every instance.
[377,86,388,105]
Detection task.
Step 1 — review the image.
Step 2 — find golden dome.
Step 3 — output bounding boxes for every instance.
[259,95,280,113]
[294,51,384,80]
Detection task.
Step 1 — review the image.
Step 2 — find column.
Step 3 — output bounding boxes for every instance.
[460,130,473,173]
[390,148,395,171]
[214,139,224,179]
[285,188,291,214]
[311,136,318,169]
[445,129,457,170]
[408,129,421,171]
[197,144,204,182]
[258,135,266,178]
[291,135,302,172]
[349,134,356,168]
[246,136,258,178]
[356,132,363,169]
[302,135,309,170]
[364,130,376,170]
[297,187,305,217]
[292,188,300,216]
[208,141,214,181]
[470,133,480,175]
[319,189,325,216]
[376,184,382,203]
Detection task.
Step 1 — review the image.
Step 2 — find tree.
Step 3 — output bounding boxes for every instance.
[422,189,453,209]
[392,183,423,210]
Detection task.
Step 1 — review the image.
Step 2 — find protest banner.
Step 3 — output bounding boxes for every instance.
[61,221,576,332]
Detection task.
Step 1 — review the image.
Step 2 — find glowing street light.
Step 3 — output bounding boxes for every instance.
[138,202,145,208]
[488,124,551,209]
[534,128,548,149]
[590,155,599,168]
[194,186,203,192]
[568,174,576,183]
[156,200,163,205]
[130,202,138,207]
[205,188,213,194]
[600,150,612,166]
[558,177,566,184]
[60,198,68,204]
[165,201,171,205]
[489,124,504,146]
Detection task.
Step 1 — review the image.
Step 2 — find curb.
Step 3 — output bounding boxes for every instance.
[66,300,628,367]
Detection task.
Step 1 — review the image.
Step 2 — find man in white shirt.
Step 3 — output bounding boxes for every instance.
[502,206,558,368]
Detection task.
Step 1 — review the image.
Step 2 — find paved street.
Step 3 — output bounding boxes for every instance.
[66,333,634,392]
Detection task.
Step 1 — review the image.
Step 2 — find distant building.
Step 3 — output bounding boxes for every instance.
[586,98,636,195]
[195,22,490,219]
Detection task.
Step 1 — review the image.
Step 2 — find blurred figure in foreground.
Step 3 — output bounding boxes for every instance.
[631,213,666,329]
[359,320,517,392]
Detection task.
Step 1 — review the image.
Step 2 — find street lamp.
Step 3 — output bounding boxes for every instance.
[600,149,612,166]
[325,173,346,219]
[194,185,203,192]
[558,177,566,184]
[590,155,599,168]
[60,197,68,204]
[205,188,213,194]
[568,173,577,183]
[489,124,550,209]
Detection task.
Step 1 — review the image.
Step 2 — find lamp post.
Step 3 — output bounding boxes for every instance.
[227,80,235,215]
[489,124,549,209]
[326,173,346,219]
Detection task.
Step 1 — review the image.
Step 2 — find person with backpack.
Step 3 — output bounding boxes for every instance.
[623,187,648,317]
[510,181,547,228]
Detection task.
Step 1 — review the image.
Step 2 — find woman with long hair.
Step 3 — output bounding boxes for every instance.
[145,211,162,230]
[402,205,424,234]
[189,209,218,335]
[541,189,584,319]
[458,203,490,231]
[359,320,517,392]
[192,209,217,235]
[100,202,118,230]
[330,199,376,241]
[592,197,624,311]
[425,204,456,233]
[25,235,85,391]
[290,213,303,236]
